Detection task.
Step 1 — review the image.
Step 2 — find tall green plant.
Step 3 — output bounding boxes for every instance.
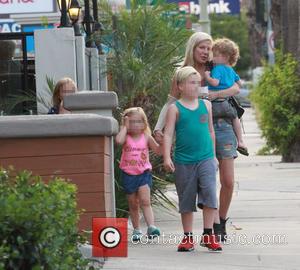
[99,0,186,216]
[251,50,300,161]
[100,0,190,111]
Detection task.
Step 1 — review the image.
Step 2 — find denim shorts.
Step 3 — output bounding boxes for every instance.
[121,170,152,194]
[214,118,237,160]
[174,159,218,213]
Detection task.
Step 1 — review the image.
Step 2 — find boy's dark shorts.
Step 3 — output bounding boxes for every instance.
[174,159,218,213]
[121,170,152,194]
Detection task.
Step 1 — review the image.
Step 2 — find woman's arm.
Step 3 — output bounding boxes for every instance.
[163,104,177,172]
[154,95,177,133]
[208,83,240,100]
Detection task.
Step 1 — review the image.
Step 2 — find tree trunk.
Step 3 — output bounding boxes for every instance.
[282,0,300,59]
[283,140,300,162]
[247,1,267,67]
[274,0,300,162]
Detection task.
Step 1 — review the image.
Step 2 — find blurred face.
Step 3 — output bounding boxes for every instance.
[213,51,229,64]
[193,40,212,65]
[60,82,76,98]
[179,74,201,99]
[127,113,145,135]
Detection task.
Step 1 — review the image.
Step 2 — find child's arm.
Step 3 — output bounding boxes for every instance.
[147,134,162,155]
[115,116,129,145]
[236,79,242,88]
[204,71,220,87]
[208,83,240,100]
[204,100,216,155]
[163,104,177,172]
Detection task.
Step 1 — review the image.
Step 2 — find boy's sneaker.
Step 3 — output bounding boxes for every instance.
[147,225,160,239]
[131,229,143,242]
[201,234,222,251]
[177,235,194,252]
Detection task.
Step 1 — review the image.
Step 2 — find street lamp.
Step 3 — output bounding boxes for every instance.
[68,0,82,36]
[82,0,96,47]
[57,0,72,27]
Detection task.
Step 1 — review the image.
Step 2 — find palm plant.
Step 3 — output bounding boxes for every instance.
[3,76,55,115]
[98,0,191,216]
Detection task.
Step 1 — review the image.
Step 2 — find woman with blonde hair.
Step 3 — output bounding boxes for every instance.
[155,32,240,246]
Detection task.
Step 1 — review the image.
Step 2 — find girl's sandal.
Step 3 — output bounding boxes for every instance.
[237,146,249,156]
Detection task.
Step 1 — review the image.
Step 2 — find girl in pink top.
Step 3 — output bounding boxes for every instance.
[116,107,161,242]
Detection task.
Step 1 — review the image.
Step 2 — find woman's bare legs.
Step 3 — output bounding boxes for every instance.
[218,158,235,219]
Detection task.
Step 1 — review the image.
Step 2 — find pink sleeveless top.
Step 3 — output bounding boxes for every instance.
[119,133,152,175]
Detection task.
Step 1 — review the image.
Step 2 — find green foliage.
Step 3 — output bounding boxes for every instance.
[251,50,300,156]
[100,0,191,110]
[0,168,88,270]
[99,0,187,216]
[3,76,55,115]
[210,13,251,77]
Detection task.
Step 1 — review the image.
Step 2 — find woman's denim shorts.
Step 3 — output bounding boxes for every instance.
[214,118,237,160]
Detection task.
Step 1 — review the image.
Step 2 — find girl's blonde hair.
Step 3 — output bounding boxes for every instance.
[52,77,76,107]
[175,66,201,85]
[182,32,213,67]
[122,107,151,135]
[212,38,240,66]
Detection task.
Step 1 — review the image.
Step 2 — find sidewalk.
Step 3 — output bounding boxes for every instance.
[104,108,300,270]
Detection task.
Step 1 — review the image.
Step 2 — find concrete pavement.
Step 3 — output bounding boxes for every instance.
[103,108,300,270]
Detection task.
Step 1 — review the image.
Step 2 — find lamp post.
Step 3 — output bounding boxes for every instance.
[68,0,82,36]
[57,0,72,27]
[92,0,104,54]
[82,0,96,48]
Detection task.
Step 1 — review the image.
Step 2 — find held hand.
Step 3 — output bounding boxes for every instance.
[164,158,175,172]
[204,71,211,79]
[208,91,219,101]
[154,130,164,145]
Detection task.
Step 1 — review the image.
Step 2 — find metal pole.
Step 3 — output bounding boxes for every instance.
[59,0,71,27]
[92,0,99,22]
[83,0,94,47]
[199,0,210,34]
[267,0,275,64]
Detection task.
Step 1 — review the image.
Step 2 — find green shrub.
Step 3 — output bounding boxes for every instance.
[0,168,88,270]
[251,50,300,160]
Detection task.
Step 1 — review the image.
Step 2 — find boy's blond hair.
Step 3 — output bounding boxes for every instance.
[175,66,201,85]
[212,38,240,66]
[122,107,151,135]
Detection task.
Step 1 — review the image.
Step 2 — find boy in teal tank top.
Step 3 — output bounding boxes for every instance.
[163,66,222,252]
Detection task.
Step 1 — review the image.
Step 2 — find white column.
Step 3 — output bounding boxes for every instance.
[34,28,77,114]
[75,36,87,90]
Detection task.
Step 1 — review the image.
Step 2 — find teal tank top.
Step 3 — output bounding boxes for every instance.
[174,99,214,164]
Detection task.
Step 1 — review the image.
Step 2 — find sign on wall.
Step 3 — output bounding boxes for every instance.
[0,0,55,14]
[0,19,21,32]
[168,0,240,15]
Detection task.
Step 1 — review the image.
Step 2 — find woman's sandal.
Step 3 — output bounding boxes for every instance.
[237,146,249,156]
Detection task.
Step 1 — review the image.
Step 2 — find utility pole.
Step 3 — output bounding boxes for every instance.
[199,0,210,34]
[266,0,275,64]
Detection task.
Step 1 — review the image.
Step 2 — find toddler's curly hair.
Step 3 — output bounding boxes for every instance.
[212,38,240,66]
